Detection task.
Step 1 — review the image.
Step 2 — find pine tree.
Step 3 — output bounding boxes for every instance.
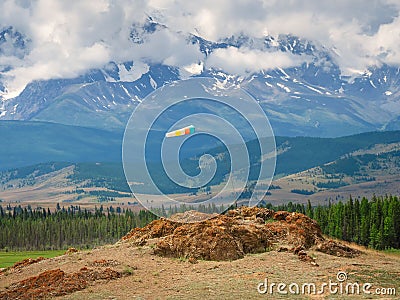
[306,199,313,219]
[353,198,361,243]
[369,223,379,249]
[360,197,370,246]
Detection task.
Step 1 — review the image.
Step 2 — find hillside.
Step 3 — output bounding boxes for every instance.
[267,141,400,204]
[2,130,400,206]
[268,131,400,176]
[0,121,123,171]
[0,162,135,211]
[2,119,399,174]
[0,207,399,299]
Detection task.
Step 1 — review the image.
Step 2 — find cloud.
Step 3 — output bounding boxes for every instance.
[1,0,400,98]
[206,47,309,75]
[0,0,206,98]
[130,29,204,67]
[152,0,400,75]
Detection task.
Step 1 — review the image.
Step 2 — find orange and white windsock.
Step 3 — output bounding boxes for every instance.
[165,125,195,138]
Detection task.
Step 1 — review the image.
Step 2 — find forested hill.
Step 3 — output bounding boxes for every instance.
[273,130,400,175]
[1,119,400,174]
[0,120,123,170]
[2,129,400,198]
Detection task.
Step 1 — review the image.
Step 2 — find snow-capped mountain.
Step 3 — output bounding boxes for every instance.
[1,23,400,137]
[0,64,180,129]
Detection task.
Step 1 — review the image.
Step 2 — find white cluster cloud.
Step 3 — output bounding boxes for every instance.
[206,47,310,75]
[0,0,400,98]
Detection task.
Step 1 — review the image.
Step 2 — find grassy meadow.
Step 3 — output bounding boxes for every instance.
[0,250,65,268]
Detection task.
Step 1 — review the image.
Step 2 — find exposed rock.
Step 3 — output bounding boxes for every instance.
[12,257,45,269]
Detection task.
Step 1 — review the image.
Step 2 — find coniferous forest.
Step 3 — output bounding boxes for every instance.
[0,204,222,251]
[0,195,399,251]
[0,205,158,251]
[269,194,400,250]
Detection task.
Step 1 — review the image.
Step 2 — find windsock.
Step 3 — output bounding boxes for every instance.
[165,125,195,138]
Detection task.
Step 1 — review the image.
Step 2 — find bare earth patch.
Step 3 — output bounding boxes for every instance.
[0,207,399,299]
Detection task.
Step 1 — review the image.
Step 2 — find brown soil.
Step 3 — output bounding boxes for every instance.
[120,218,182,246]
[169,210,219,223]
[121,207,348,263]
[1,207,398,299]
[0,267,121,300]
[0,257,46,275]
[315,240,362,258]
[154,215,271,261]
[64,248,79,255]
[87,259,120,267]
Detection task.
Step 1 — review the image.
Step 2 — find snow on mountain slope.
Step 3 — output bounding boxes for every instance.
[0,24,400,136]
[0,64,180,129]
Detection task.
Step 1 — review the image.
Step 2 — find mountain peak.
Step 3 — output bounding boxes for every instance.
[0,32,399,137]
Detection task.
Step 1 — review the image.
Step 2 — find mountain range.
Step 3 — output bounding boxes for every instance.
[1,21,400,137]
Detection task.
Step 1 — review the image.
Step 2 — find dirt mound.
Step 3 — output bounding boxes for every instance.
[64,247,79,254]
[155,215,271,261]
[154,209,324,261]
[225,206,275,221]
[315,240,362,258]
[169,210,218,223]
[121,206,360,262]
[0,267,121,300]
[120,218,181,245]
[12,257,46,269]
[266,211,324,249]
[0,257,46,275]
